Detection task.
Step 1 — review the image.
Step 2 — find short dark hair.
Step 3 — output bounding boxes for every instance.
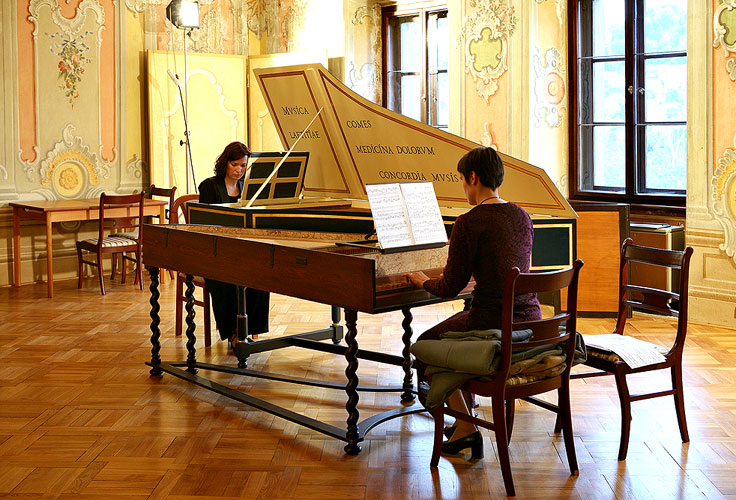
[214,141,251,177]
[456,147,504,190]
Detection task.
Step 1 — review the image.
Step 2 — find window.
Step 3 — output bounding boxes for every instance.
[382,5,448,130]
[572,0,687,205]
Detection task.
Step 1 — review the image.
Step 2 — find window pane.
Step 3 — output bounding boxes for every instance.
[644,0,687,53]
[593,125,625,189]
[436,15,448,70]
[400,17,421,73]
[644,125,686,191]
[401,74,421,121]
[593,61,625,122]
[592,0,625,56]
[645,57,686,122]
[437,72,448,127]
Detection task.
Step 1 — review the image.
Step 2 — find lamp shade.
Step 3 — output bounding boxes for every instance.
[166,0,200,29]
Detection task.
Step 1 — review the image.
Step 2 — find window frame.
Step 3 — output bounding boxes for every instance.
[381,2,448,130]
[569,0,687,212]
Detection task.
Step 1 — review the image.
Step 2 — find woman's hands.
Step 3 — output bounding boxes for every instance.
[405,271,430,288]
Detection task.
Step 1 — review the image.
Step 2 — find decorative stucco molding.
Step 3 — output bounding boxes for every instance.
[710,133,736,264]
[479,122,498,150]
[124,0,148,17]
[29,0,105,38]
[534,0,565,22]
[126,154,148,180]
[713,0,736,81]
[460,0,517,102]
[533,47,566,128]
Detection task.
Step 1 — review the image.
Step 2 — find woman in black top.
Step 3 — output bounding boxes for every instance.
[198,141,270,342]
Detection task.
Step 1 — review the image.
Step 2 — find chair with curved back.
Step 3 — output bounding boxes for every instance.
[563,237,693,460]
[428,260,584,497]
[170,193,212,346]
[76,192,145,295]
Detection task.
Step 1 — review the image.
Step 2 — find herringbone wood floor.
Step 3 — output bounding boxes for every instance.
[1,274,735,499]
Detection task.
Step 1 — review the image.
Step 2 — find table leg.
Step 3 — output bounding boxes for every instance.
[400,307,415,402]
[45,215,54,298]
[12,207,21,287]
[343,309,361,455]
[147,266,163,376]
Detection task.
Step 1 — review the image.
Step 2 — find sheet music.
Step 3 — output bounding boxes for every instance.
[365,183,414,249]
[400,182,447,245]
[582,333,667,369]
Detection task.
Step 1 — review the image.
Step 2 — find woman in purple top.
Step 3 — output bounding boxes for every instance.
[406,146,541,459]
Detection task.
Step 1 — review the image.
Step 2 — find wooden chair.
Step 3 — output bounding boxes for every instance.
[113,184,177,282]
[564,237,693,460]
[76,193,144,295]
[170,193,212,346]
[429,260,584,497]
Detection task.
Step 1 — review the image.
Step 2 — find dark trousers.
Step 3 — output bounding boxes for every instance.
[205,278,270,340]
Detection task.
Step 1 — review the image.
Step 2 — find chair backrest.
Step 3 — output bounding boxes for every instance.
[98,192,145,244]
[496,259,584,380]
[170,193,199,224]
[146,184,177,220]
[615,237,693,354]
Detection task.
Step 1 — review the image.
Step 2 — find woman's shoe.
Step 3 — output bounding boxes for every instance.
[441,431,483,459]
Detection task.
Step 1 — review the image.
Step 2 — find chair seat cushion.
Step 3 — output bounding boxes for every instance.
[583,333,669,367]
[82,236,138,248]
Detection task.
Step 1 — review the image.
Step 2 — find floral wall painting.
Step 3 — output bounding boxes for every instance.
[460,0,517,102]
[714,0,736,81]
[711,134,736,264]
[533,47,566,128]
[48,30,93,107]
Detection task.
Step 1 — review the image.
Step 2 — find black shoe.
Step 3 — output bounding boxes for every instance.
[443,425,456,439]
[441,431,483,459]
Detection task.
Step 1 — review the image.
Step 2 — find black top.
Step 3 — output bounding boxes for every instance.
[198,176,244,204]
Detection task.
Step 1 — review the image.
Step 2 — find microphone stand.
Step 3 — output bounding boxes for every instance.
[173,29,196,193]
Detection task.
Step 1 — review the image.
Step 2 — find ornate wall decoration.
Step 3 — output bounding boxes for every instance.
[246,0,269,38]
[126,154,148,180]
[710,134,736,263]
[124,0,147,17]
[714,0,736,81]
[183,10,229,53]
[47,30,94,106]
[479,122,499,150]
[348,4,381,102]
[38,125,103,199]
[533,47,566,128]
[535,0,566,22]
[460,0,517,102]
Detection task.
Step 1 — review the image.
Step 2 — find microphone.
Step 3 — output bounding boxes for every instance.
[167,69,182,88]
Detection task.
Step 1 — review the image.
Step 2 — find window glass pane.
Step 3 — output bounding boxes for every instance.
[401,74,421,121]
[592,0,625,56]
[400,17,421,73]
[644,125,686,191]
[436,15,448,70]
[593,61,625,122]
[644,56,686,122]
[593,125,625,189]
[644,0,687,53]
[437,72,448,127]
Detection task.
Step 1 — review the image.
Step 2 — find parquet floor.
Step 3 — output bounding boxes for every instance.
[1,275,735,499]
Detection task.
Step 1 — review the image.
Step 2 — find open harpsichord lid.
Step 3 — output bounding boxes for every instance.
[253,63,577,219]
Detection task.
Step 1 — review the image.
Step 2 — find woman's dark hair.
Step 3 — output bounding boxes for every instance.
[214,141,251,177]
[456,146,504,190]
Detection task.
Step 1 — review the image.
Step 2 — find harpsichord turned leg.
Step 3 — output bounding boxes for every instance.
[400,307,415,403]
[343,308,361,455]
[184,274,198,374]
[331,306,343,344]
[147,266,162,376]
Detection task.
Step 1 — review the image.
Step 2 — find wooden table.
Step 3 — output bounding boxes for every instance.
[11,198,167,298]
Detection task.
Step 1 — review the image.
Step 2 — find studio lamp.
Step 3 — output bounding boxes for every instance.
[166,0,200,192]
[166,0,200,29]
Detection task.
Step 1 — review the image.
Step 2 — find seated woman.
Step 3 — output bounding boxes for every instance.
[198,141,270,344]
[406,146,541,459]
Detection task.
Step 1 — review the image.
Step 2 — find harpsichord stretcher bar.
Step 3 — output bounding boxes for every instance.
[143,63,577,454]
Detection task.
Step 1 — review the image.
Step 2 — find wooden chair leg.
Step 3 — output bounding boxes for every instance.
[505,399,515,443]
[175,276,183,336]
[110,253,117,280]
[492,395,515,497]
[671,364,689,443]
[96,250,106,295]
[614,368,632,461]
[121,253,127,284]
[76,245,84,289]
[558,385,579,474]
[553,411,562,434]
[430,406,444,467]
[203,287,212,347]
[136,250,143,290]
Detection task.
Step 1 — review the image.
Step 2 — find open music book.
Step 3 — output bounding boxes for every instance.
[365,182,448,251]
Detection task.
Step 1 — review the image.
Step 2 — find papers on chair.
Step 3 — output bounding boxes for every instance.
[365,181,447,251]
[582,333,667,369]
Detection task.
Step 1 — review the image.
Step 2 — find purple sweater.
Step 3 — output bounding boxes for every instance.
[423,202,541,323]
